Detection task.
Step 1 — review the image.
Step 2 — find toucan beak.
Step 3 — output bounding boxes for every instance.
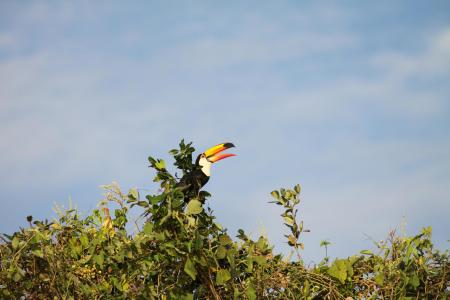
[204,142,236,163]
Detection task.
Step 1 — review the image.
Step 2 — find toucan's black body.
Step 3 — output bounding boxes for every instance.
[177,166,209,201]
[176,143,235,202]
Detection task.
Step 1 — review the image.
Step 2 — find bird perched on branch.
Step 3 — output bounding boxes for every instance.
[177,142,236,201]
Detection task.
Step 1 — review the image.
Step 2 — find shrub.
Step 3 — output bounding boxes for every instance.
[1,141,448,299]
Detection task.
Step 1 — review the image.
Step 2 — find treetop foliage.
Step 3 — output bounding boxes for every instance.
[0,140,448,299]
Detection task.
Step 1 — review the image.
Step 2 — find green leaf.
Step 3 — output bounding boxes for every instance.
[214,222,223,230]
[165,248,177,257]
[374,272,384,285]
[11,236,19,250]
[320,240,331,247]
[94,253,104,267]
[195,256,208,267]
[129,188,139,199]
[294,184,301,194]
[216,269,231,285]
[233,288,240,299]
[137,201,149,207]
[78,254,93,264]
[146,194,163,205]
[186,199,203,215]
[143,223,153,234]
[283,216,294,226]
[253,255,267,266]
[270,190,280,200]
[256,236,267,251]
[303,280,311,296]
[409,274,420,289]
[246,258,253,272]
[360,249,372,255]
[216,246,227,259]
[155,231,165,241]
[13,271,22,282]
[178,294,194,300]
[186,216,196,227]
[246,283,256,300]
[32,249,44,258]
[237,229,248,241]
[80,234,89,248]
[184,258,197,280]
[193,235,204,251]
[111,277,122,291]
[155,159,166,170]
[219,234,232,245]
[172,197,183,209]
[285,190,292,199]
[287,235,297,246]
[327,259,349,284]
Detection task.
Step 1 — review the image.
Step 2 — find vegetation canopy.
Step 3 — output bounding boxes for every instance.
[0,140,448,299]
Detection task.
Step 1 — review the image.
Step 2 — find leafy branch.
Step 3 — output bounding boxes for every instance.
[270,184,308,261]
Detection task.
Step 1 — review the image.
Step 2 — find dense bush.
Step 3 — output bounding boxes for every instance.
[0,141,448,299]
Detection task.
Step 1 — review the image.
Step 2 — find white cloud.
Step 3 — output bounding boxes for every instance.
[371,28,450,80]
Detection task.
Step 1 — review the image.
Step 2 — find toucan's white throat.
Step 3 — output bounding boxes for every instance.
[199,156,212,177]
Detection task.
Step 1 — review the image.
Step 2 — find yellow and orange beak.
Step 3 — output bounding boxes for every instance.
[204,142,236,163]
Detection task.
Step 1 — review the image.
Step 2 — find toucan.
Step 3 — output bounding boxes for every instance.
[177,142,236,201]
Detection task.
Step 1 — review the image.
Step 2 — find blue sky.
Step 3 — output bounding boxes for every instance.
[1,1,449,262]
